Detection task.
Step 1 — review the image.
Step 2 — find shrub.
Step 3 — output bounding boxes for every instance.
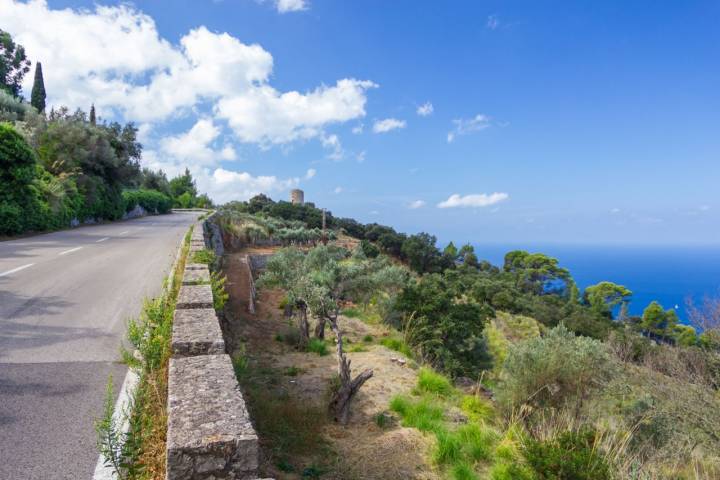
[0,122,37,235]
[496,324,613,414]
[210,271,229,311]
[122,189,173,214]
[307,338,329,356]
[362,334,374,343]
[523,428,610,480]
[417,368,454,396]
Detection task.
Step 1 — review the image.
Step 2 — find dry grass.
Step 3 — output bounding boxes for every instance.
[222,249,438,479]
[125,228,190,479]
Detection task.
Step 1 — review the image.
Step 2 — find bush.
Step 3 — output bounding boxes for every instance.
[496,324,613,414]
[460,395,494,423]
[523,428,610,480]
[416,368,454,396]
[0,122,38,232]
[122,189,173,214]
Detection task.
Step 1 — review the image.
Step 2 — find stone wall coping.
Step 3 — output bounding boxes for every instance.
[171,308,225,357]
[176,284,213,309]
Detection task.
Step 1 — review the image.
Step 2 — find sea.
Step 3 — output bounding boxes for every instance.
[473,244,720,323]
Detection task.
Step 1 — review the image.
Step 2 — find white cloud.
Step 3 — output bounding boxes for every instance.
[205,168,299,204]
[437,193,509,208]
[416,102,433,117]
[321,133,344,161]
[3,1,374,146]
[408,200,426,209]
[447,114,491,142]
[355,150,366,163]
[487,14,500,30]
[216,79,377,145]
[352,123,363,134]
[275,0,307,13]
[373,117,406,133]
[160,118,228,166]
[305,168,317,179]
[333,186,343,194]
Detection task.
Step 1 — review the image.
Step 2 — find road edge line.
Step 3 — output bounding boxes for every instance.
[91,368,139,480]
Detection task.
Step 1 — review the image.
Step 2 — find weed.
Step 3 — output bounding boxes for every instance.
[274,333,284,342]
[389,395,444,432]
[210,271,229,311]
[461,395,494,423]
[342,307,361,318]
[380,337,413,358]
[232,353,248,379]
[307,338,329,356]
[417,368,454,396]
[362,334,374,343]
[348,344,367,353]
[284,366,303,377]
[433,429,463,465]
[276,458,295,472]
[191,248,216,265]
[452,462,480,480]
[374,412,388,428]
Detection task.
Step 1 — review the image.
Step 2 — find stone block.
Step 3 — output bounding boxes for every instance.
[183,266,210,285]
[172,308,225,357]
[167,354,258,480]
[185,263,209,271]
[177,284,213,309]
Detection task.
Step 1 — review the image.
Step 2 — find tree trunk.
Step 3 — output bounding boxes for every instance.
[327,313,373,424]
[314,317,326,339]
[297,304,309,348]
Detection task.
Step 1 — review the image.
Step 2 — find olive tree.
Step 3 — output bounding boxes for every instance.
[261,245,407,424]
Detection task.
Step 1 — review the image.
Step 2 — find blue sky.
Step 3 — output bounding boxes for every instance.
[3,0,720,245]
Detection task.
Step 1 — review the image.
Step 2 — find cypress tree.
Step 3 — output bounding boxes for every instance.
[89,104,96,125]
[30,61,46,112]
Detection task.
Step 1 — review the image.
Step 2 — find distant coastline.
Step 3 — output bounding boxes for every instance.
[472,243,720,322]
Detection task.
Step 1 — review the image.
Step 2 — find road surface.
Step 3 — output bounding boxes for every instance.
[0,212,198,480]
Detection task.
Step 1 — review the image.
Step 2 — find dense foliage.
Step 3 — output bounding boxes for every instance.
[0,32,212,236]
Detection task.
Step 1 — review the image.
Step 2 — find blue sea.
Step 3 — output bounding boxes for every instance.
[473,244,720,323]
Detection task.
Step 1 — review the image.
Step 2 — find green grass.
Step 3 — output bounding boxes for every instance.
[380,337,413,358]
[362,334,374,343]
[374,412,388,428]
[342,307,362,318]
[307,338,329,356]
[452,462,480,480]
[389,395,444,432]
[416,368,454,396]
[461,395,494,423]
[191,248,216,265]
[348,344,367,353]
[388,365,505,480]
[284,366,303,376]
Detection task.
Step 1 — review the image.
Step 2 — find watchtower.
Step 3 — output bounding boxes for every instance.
[290,189,304,205]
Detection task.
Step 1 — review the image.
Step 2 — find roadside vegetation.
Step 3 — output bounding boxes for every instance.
[0,29,211,237]
[217,196,720,479]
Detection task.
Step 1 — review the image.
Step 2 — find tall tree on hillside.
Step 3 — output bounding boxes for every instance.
[89,104,96,125]
[169,167,197,199]
[0,29,31,97]
[30,61,46,112]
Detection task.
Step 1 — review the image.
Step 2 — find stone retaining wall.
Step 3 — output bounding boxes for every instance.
[166,218,262,480]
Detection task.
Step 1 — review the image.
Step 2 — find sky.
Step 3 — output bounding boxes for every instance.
[2,0,719,246]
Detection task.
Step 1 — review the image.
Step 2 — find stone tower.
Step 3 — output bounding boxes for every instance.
[290,189,304,205]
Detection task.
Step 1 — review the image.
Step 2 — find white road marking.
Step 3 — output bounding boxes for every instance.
[58,246,83,256]
[0,263,35,277]
[96,237,110,243]
[118,230,129,235]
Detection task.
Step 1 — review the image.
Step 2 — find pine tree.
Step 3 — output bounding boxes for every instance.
[30,61,46,112]
[89,104,96,125]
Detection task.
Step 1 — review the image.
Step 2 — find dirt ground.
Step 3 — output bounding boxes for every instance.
[222,250,439,480]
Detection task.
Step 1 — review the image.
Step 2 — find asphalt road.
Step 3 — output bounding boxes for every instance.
[0,212,198,480]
